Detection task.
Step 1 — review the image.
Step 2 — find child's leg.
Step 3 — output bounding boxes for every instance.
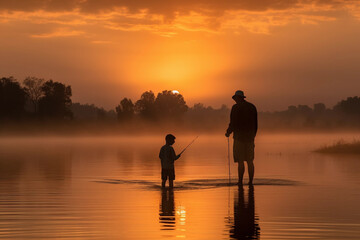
[169,169,175,188]
[162,179,166,188]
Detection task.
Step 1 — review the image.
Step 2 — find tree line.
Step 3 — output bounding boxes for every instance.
[0,76,72,121]
[115,90,188,122]
[114,91,229,130]
[0,76,228,128]
[259,97,360,130]
[1,76,359,130]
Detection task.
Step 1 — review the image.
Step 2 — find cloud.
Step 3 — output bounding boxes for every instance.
[0,0,358,36]
[0,0,350,14]
[31,28,84,38]
[0,0,79,12]
[91,40,112,44]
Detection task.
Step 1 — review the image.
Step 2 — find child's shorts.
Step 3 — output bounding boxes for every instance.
[162,168,175,180]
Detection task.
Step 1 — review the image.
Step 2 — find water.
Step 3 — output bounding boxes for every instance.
[0,133,359,239]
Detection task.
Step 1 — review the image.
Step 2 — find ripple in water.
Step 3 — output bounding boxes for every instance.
[94,178,301,190]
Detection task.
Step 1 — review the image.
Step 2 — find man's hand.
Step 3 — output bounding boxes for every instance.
[177,153,182,159]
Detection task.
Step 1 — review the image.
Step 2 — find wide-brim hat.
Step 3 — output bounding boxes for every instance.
[232,90,246,99]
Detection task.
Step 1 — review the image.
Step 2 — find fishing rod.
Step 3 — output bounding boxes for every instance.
[227,137,231,184]
[226,137,232,227]
[179,136,199,155]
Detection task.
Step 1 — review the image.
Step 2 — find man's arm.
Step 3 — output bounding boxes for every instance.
[254,106,258,136]
[159,147,163,159]
[226,105,235,137]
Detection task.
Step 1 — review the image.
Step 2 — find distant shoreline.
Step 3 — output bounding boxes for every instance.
[315,140,360,154]
[1,124,360,138]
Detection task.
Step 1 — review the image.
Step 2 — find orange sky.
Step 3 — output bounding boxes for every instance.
[1,0,360,110]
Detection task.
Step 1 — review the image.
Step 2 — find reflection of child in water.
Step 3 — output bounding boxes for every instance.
[159,134,181,188]
[159,188,175,230]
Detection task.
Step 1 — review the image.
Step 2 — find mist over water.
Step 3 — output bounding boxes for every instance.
[0,133,359,239]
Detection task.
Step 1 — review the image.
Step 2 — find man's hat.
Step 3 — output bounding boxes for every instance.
[232,90,246,99]
[165,134,176,141]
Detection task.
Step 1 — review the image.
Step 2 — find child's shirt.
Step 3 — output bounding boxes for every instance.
[159,144,179,169]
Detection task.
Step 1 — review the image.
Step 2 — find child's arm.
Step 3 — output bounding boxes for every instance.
[170,147,181,161]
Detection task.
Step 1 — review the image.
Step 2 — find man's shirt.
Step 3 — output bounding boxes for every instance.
[227,100,258,141]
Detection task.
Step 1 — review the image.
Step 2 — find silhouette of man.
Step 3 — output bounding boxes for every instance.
[226,90,258,185]
[230,186,260,239]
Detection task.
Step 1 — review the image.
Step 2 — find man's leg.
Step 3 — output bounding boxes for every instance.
[234,139,245,185]
[247,161,254,185]
[169,180,174,188]
[238,161,245,185]
[246,140,255,185]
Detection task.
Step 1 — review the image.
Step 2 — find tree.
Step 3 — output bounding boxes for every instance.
[23,77,45,114]
[154,90,188,121]
[97,108,107,121]
[71,103,114,121]
[314,103,326,114]
[38,80,72,119]
[0,77,26,119]
[287,105,297,113]
[185,103,229,130]
[116,98,134,121]
[297,105,313,115]
[334,96,360,115]
[135,91,156,120]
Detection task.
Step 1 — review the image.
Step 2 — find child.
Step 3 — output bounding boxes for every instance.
[159,134,181,188]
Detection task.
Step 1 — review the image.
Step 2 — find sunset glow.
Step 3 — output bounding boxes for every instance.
[1,0,360,110]
[1,2,360,239]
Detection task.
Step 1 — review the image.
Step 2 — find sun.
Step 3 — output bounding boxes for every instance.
[172,90,180,94]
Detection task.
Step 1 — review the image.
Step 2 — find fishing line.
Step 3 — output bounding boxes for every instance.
[228,137,231,184]
[226,136,232,228]
[179,136,199,155]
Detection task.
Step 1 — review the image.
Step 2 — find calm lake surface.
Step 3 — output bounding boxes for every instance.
[0,133,359,239]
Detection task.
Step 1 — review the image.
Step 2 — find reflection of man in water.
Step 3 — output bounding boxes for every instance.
[226,90,258,185]
[159,188,175,230]
[230,186,260,239]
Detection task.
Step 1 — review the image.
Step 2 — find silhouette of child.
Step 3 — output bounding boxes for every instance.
[159,134,181,188]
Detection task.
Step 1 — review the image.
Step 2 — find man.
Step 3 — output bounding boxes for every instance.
[226,90,258,185]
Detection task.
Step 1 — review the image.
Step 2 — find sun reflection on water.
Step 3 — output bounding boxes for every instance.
[176,206,186,224]
[176,205,186,238]
[159,188,187,238]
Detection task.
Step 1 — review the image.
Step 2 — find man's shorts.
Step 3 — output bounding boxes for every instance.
[233,139,255,162]
[161,168,175,180]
